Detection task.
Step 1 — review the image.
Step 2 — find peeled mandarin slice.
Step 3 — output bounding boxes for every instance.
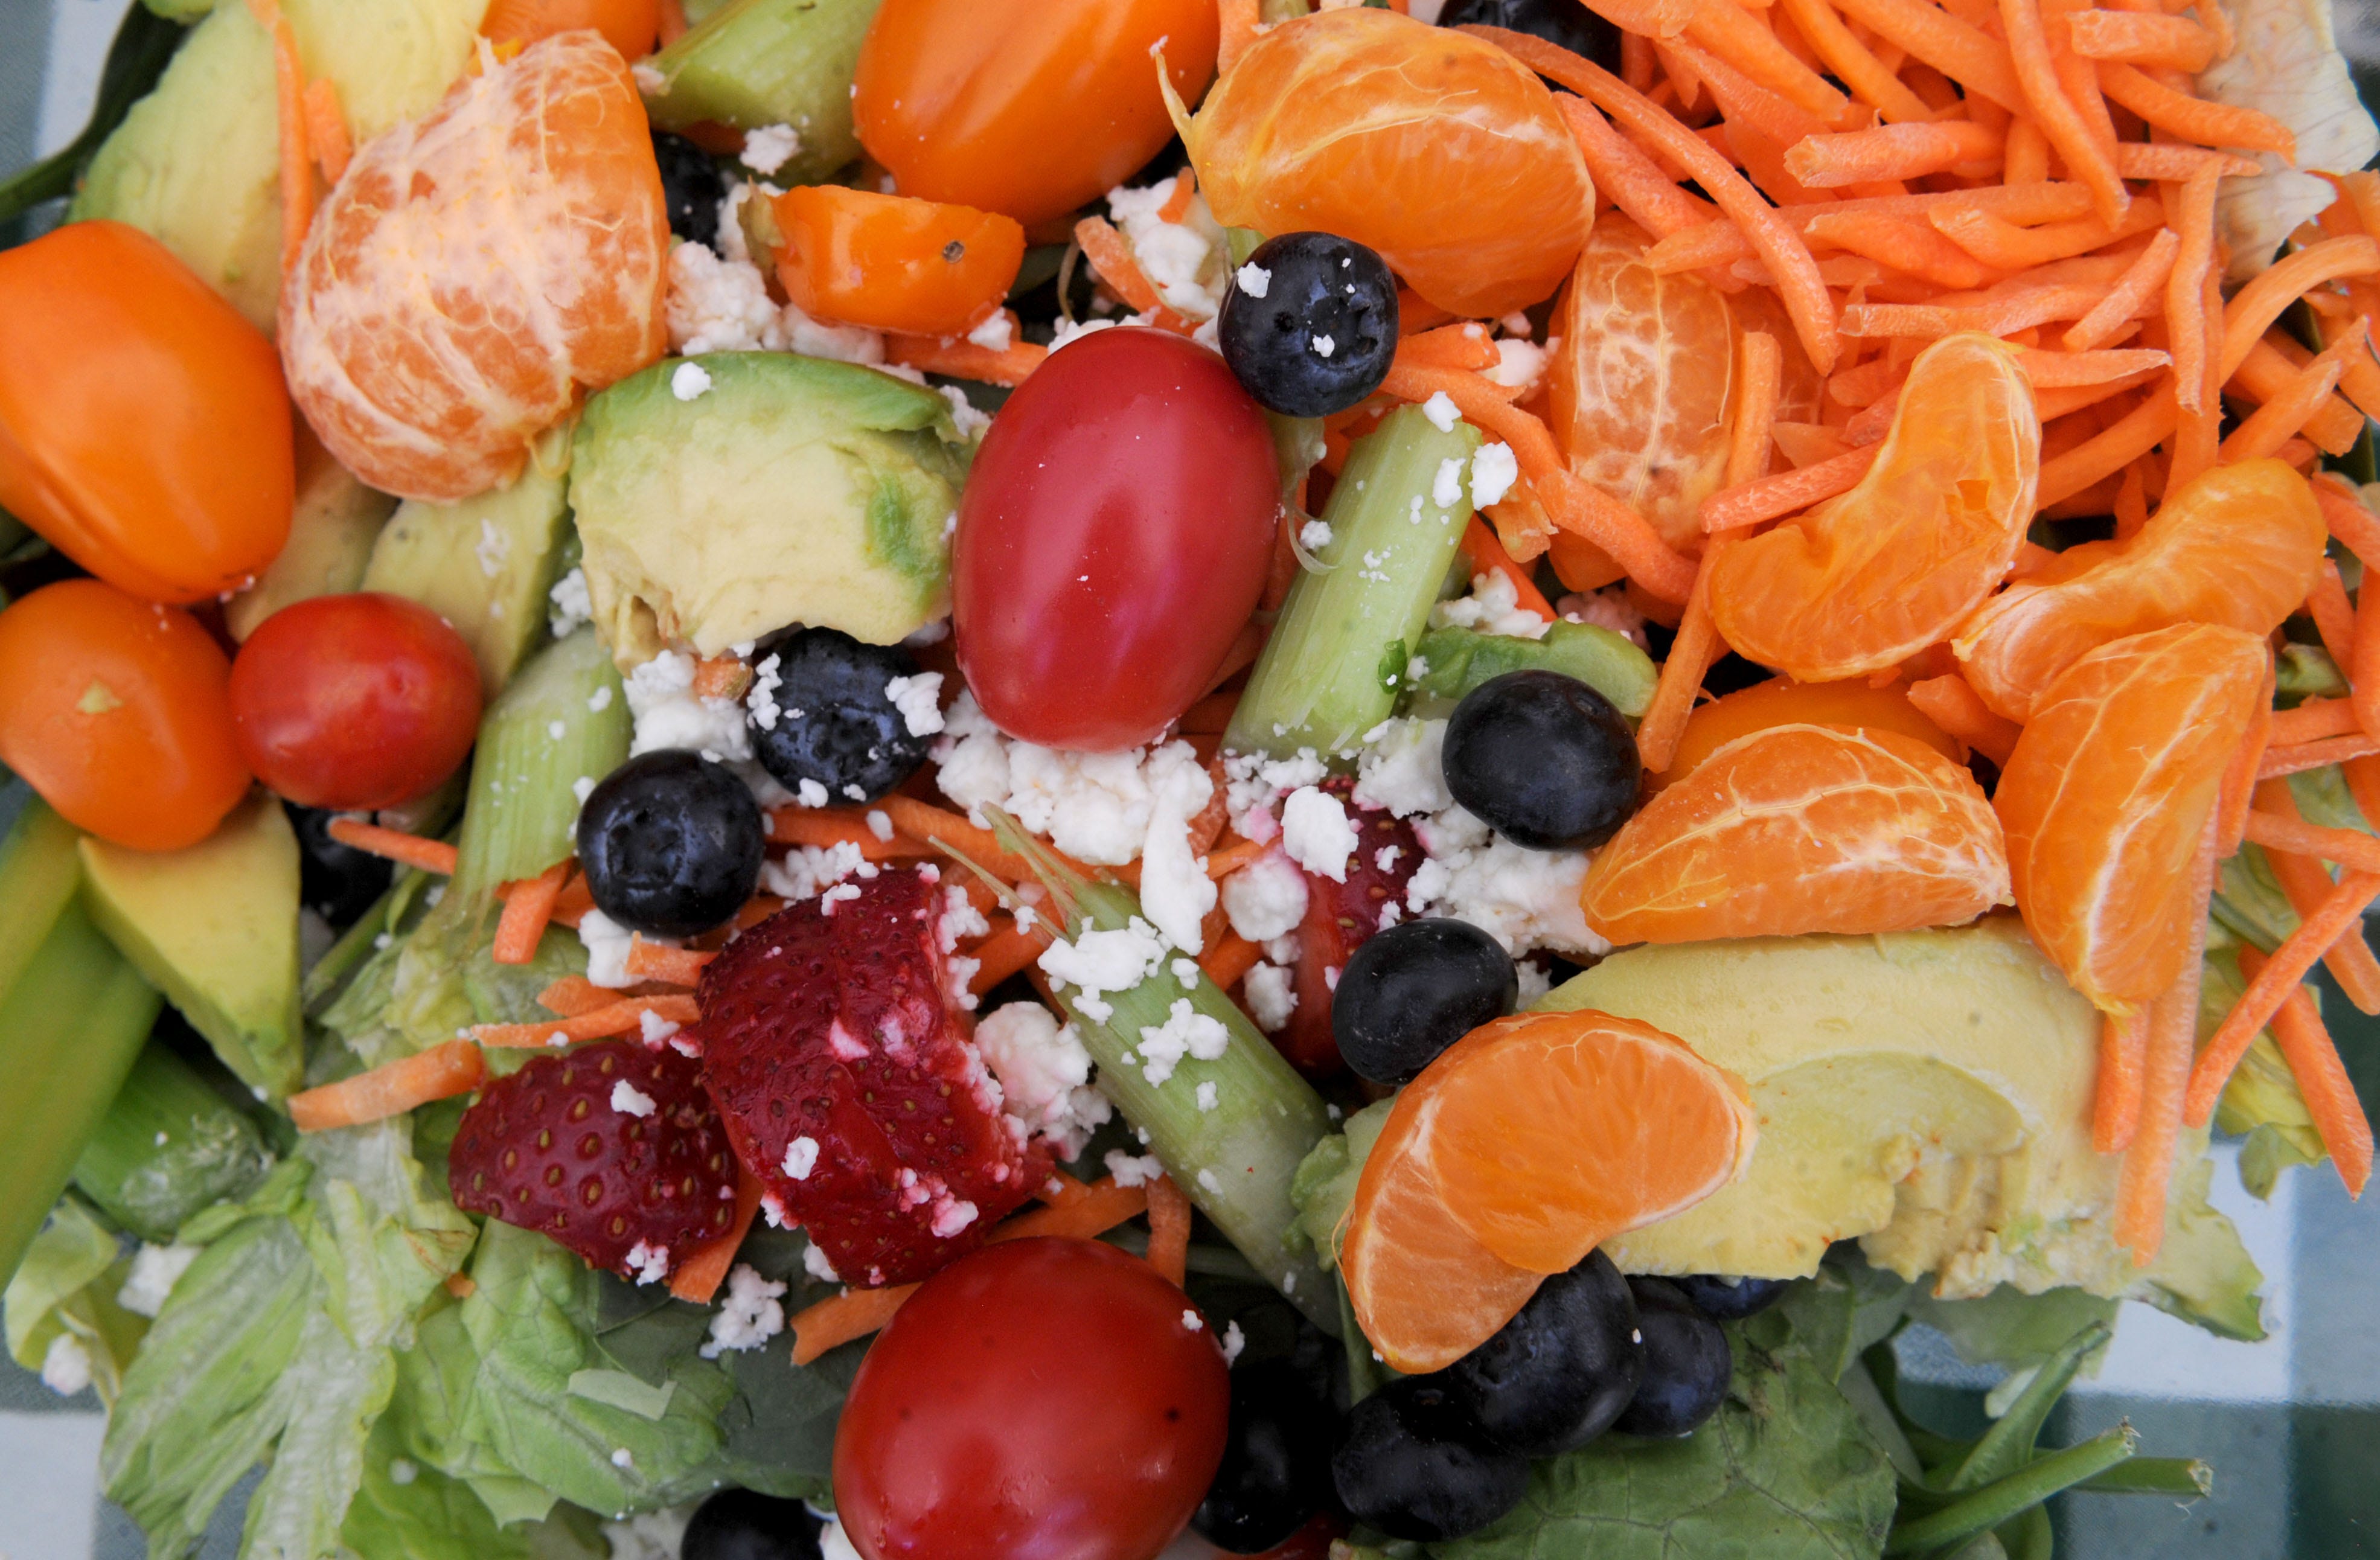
[1581,724,2011,944]
[1953,459,2326,721]
[1414,1012,1755,1276]
[1709,333,2038,682]
[280,31,669,502]
[1994,622,2269,1014]
[1652,675,1962,791]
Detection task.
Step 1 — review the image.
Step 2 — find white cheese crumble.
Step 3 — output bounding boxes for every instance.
[1516,957,1554,1007]
[1236,261,1272,298]
[639,1008,682,1046]
[930,1197,979,1238]
[117,1242,199,1319]
[1243,962,1298,1032]
[549,565,593,638]
[624,1242,671,1285]
[939,383,991,440]
[1104,1150,1165,1188]
[974,1002,1113,1159]
[1471,441,1520,508]
[1421,391,1462,432]
[762,840,877,903]
[1484,336,1550,394]
[1222,1319,1247,1364]
[611,1081,657,1118]
[1196,1080,1220,1112]
[669,361,713,401]
[803,1241,841,1283]
[738,123,801,175]
[782,1136,821,1180]
[1407,805,1607,957]
[1280,787,1358,882]
[1353,717,1453,817]
[819,1517,864,1560]
[1432,455,1467,510]
[698,1264,787,1358]
[1039,919,1169,1023]
[578,909,642,989]
[1432,570,1551,641]
[883,672,945,738]
[1182,1308,1205,1332]
[1313,333,1336,358]
[1299,518,1334,551]
[1221,849,1309,942]
[624,648,792,807]
[1136,998,1231,1085]
[1105,177,1227,318]
[40,1334,91,1396]
[1221,748,1329,836]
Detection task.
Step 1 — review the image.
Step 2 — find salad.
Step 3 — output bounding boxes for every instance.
[0,0,2373,1554]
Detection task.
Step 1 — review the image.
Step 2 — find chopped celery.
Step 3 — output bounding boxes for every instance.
[452,628,630,900]
[0,794,83,1001]
[1409,621,1659,719]
[1226,406,1482,759]
[989,818,1337,1328]
[72,1043,273,1244]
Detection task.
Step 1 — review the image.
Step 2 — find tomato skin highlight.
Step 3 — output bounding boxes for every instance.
[0,580,252,851]
[833,1238,1229,1560]
[953,328,1278,751]
[0,222,294,605]
[228,593,485,811]
[853,0,1218,227]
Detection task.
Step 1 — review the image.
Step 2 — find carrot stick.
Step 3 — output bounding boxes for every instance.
[2036,383,2179,508]
[288,1041,485,1133]
[249,0,315,276]
[1553,96,1723,239]
[1804,211,2001,290]
[991,1177,1150,1244]
[1145,1175,1192,1286]
[876,795,1049,882]
[2065,8,2216,69]
[489,859,571,967]
[2004,115,2051,183]
[2316,472,2380,567]
[1198,930,1264,991]
[2097,61,2295,156]
[2166,165,2221,418]
[1832,0,2029,109]
[2221,319,2363,465]
[2113,142,2262,181]
[2250,782,2380,1013]
[968,922,1055,997]
[2216,671,2275,855]
[2270,698,2362,746]
[538,975,625,1017]
[1461,515,1557,619]
[625,938,716,987]
[2063,227,2180,351]
[2220,237,2380,382]
[2307,558,2360,679]
[1928,196,2163,271]
[2241,809,2380,877]
[883,331,1048,386]
[1218,0,1259,73]
[1401,323,1503,373]
[1776,0,1937,122]
[324,818,459,875]
[1678,0,1851,120]
[1157,168,1198,224]
[2017,348,2173,387]
[2115,811,2218,1264]
[2094,1009,2149,1154]
[1395,289,1460,337]
[2238,946,2375,1198]
[549,873,594,930]
[768,807,932,860]
[2171,263,2225,488]
[2186,867,2380,1125]
[302,77,351,185]
[1074,216,1166,316]
[472,995,700,1048]
[1701,443,1881,531]
[2000,0,2128,225]
[791,1285,917,1366]
[669,1169,764,1305]
[1204,837,1270,882]
[2262,734,2380,779]
[1787,120,2004,188]
[1905,673,2024,766]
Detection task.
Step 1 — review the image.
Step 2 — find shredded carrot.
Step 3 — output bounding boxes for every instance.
[2222,319,2363,465]
[689,655,750,701]
[2316,472,2380,567]
[1775,0,1936,121]
[2270,698,2362,747]
[2065,8,2215,69]
[1074,216,1166,315]
[2096,61,2294,155]
[2036,383,2179,508]
[2187,866,2380,1125]
[2115,812,2218,1263]
[1701,443,1881,532]
[669,1170,764,1305]
[1905,674,2024,766]
[289,1040,485,1133]
[2009,0,2128,224]
[2308,558,2360,680]
[324,817,459,875]
[302,77,351,185]
[1395,289,1460,336]
[1198,930,1265,992]
[2248,782,2380,1014]
[2163,165,2221,421]
[537,975,626,1017]
[1218,0,1260,74]
[1462,516,1558,619]
[2093,1009,2149,1154]
[1158,167,1198,224]
[625,938,716,987]
[883,330,1048,386]
[493,858,572,965]
[1401,322,1503,373]
[246,0,316,276]
[2221,237,2380,382]
[2262,733,2380,779]
[1930,197,2161,272]
[1553,97,1721,239]
[790,1285,916,1366]
[876,795,1047,883]
[1831,0,2027,109]
[548,872,595,930]
[769,806,933,861]
[1203,838,1269,885]
[2216,670,2276,855]
[473,995,700,1049]
[2004,115,2052,183]
[1145,1175,1193,1287]
[2061,228,2179,351]
[2238,944,2375,1198]
[968,921,1055,997]
[2017,347,2172,387]
[2241,808,2380,877]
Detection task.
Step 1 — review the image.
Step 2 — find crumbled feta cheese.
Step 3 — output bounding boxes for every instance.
[1048,315,1122,351]
[745,653,784,731]
[1298,518,1334,551]
[1246,962,1297,1031]
[958,310,1014,356]
[624,1242,671,1285]
[939,383,991,440]
[1136,749,1218,954]
[796,778,829,808]
[1280,787,1358,882]
[549,566,593,638]
[1515,958,1554,1006]
[1039,918,1169,1022]
[578,909,642,988]
[1195,1080,1220,1112]
[1407,807,1609,956]
[1221,747,1329,834]
[639,1009,682,1046]
[625,649,750,762]
[1182,1308,1205,1332]
[612,1081,658,1117]
[1421,391,1462,432]
[630,60,668,95]
[779,298,890,365]
[1432,570,1550,640]
[782,1136,821,1180]
[1106,177,1226,318]
[884,672,945,738]
[1354,717,1452,817]
[117,1243,199,1319]
[1313,333,1336,358]
[1470,441,1520,508]
[40,1334,91,1396]
[664,240,781,354]
[1432,455,1466,510]
[1483,337,1549,394]
[1136,998,1230,1085]
[1104,1149,1165,1187]
[821,883,863,910]
[669,361,713,401]
[819,1517,863,1560]
[698,1264,788,1358]
[738,123,801,174]
[930,1197,979,1238]
[975,1002,1113,1159]
[1172,957,1201,988]
[612,1448,637,1470]
[1221,849,1309,942]
[803,1241,840,1283]
[1222,1320,1247,1364]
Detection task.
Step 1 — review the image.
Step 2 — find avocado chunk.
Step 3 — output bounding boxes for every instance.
[571,352,965,663]
[280,0,486,144]
[78,791,304,1099]
[360,429,573,699]
[1538,916,2257,1312]
[226,431,397,640]
[640,0,882,182]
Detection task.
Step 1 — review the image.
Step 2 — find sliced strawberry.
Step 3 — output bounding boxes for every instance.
[695,866,1040,1287]
[1278,798,1422,1078]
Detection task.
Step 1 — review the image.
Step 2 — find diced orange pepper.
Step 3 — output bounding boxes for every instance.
[773,186,1026,337]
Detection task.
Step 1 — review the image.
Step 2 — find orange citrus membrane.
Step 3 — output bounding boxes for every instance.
[1654,676,1963,790]
[279,31,668,501]
[1953,458,2326,721]
[1710,333,2039,682]
[1994,622,2270,1014]
[1581,724,2011,944]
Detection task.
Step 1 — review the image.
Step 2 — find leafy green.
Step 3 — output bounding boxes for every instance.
[1287,1099,1393,1272]
[1,1194,147,1405]
[1776,1260,1911,1382]
[2128,1151,2266,1341]
[1902,1285,2118,1379]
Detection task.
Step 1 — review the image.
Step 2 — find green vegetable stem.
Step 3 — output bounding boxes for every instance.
[72,1042,272,1244]
[452,627,631,900]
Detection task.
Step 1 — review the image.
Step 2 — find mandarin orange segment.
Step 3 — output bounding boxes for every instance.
[1709,333,2039,682]
[280,31,669,501]
[1953,459,2326,721]
[1186,7,1592,318]
[1580,724,2012,944]
[1994,622,2269,1015]
[1547,213,1736,554]
[1653,675,1962,791]
[1415,1012,1755,1276]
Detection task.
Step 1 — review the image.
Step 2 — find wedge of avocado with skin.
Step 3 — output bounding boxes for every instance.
[640,0,882,183]
[77,791,304,1099]
[226,430,397,640]
[571,353,966,664]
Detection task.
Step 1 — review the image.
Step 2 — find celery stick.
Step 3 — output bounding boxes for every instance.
[72,1043,272,1243]
[0,794,82,1002]
[990,818,1337,1328]
[1226,406,1482,759]
[452,627,630,899]
[1409,621,1659,719]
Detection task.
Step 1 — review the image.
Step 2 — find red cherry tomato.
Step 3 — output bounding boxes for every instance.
[833,1238,1229,1560]
[853,0,1218,228]
[227,593,484,810]
[0,580,251,851]
[953,328,1278,750]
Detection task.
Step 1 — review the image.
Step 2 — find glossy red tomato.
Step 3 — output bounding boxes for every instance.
[854,0,1218,227]
[833,1238,1229,1560]
[227,593,484,810]
[953,328,1278,750]
[0,580,251,851]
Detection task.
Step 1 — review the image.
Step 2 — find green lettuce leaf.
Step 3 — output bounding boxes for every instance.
[1904,1285,2119,1387]
[1,1194,149,1405]
[1776,1260,1911,1382]
[1287,1099,1393,1272]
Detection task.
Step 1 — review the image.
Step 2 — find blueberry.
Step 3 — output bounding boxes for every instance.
[1193,1363,1337,1553]
[747,628,935,805]
[286,803,392,925]
[1438,0,1623,69]
[1332,1374,1528,1542]
[576,750,764,938]
[1442,671,1640,850]
[679,1488,823,1560]
[653,132,726,251]
[1332,918,1517,1085]
[1673,1274,1790,1321]
[1450,1252,1643,1456]
[1613,1277,1733,1437]
[1218,232,1399,417]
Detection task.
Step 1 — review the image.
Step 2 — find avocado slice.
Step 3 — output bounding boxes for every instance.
[280,0,487,144]
[0,793,85,1005]
[571,352,965,663]
[226,430,397,640]
[640,0,883,184]
[360,429,573,699]
[77,791,304,1099]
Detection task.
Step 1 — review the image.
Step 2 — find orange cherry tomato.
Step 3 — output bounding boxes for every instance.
[0,222,294,606]
[481,0,661,62]
[772,187,1025,336]
[853,0,1219,227]
[0,580,252,851]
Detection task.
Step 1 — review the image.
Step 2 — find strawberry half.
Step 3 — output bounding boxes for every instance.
[1279,793,1423,1078]
[694,866,1039,1287]
[450,1037,738,1280]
